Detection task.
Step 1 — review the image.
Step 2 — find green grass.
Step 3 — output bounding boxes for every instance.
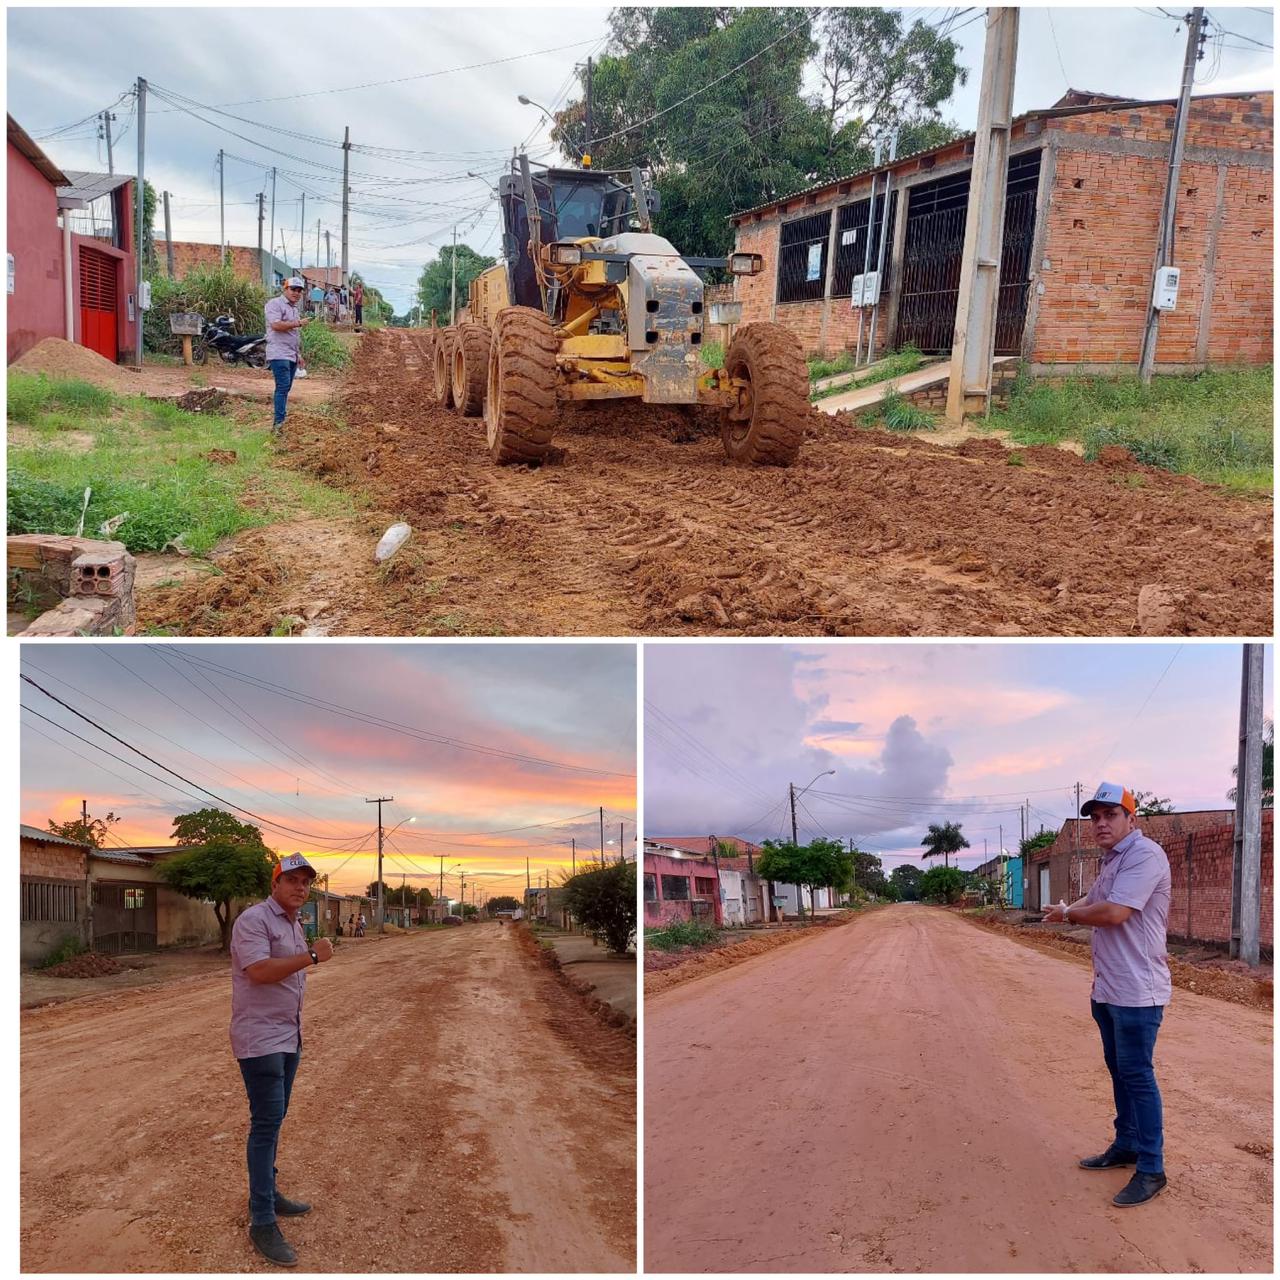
[7,373,116,424]
[301,320,352,370]
[808,350,858,383]
[8,373,355,556]
[986,365,1273,491]
[644,919,720,951]
[810,344,926,401]
[700,339,725,369]
[858,388,936,433]
[37,934,87,969]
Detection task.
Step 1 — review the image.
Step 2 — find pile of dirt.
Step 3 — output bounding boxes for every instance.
[11,337,138,392]
[41,951,121,979]
[511,924,634,1036]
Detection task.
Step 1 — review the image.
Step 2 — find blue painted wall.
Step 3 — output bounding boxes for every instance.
[1007,856,1023,908]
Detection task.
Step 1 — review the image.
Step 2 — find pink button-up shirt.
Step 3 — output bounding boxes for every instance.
[229,896,309,1059]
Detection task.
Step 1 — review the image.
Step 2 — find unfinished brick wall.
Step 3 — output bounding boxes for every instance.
[20,836,88,880]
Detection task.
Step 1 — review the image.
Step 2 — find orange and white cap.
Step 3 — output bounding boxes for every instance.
[1081,782,1137,817]
[273,852,317,883]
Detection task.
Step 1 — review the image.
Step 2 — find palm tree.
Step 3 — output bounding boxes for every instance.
[920,821,970,869]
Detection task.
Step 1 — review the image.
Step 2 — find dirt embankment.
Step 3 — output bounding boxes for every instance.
[140,328,1271,637]
[21,925,635,1273]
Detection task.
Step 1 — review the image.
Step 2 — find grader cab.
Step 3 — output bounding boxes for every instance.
[431,155,808,466]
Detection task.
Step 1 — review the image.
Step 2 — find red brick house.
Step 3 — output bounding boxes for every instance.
[20,824,91,964]
[731,89,1272,369]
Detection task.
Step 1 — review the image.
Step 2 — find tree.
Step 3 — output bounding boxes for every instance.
[1132,790,1174,817]
[889,863,923,902]
[415,887,435,910]
[365,880,392,902]
[850,848,889,898]
[1020,829,1056,858]
[172,808,265,848]
[461,903,479,919]
[562,860,636,954]
[1229,720,1274,808]
[486,895,522,916]
[416,244,496,323]
[920,821,970,868]
[919,864,967,904]
[47,809,120,849]
[159,838,273,951]
[756,837,854,922]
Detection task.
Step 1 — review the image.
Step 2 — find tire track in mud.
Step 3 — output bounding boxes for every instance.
[146,328,1272,637]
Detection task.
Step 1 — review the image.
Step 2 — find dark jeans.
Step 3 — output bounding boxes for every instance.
[238,1046,301,1225]
[354,304,363,325]
[1091,1000,1165,1174]
[268,358,297,427]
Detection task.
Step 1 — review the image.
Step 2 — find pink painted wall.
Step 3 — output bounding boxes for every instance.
[644,852,723,927]
[7,143,66,363]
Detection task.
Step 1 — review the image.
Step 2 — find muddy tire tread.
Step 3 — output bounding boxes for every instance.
[452,323,492,417]
[721,323,808,466]
[433,327,457,410]
[486,308,558,464]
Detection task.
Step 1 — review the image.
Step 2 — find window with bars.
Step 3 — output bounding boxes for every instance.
[21,878,79,924]
[125,888,146,910]
[694,876,717,895]
[777,210,832,303]
[832,190,899,299]
[660,874,691,901]
[63,194,118,246]
[644,874,657,902]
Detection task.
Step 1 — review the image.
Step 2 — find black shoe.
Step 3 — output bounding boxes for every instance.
[1078,1146,1139,1170]
[274,1193,311,1217]
[249,1222,297,1267]
[1113,1171,1168,1207]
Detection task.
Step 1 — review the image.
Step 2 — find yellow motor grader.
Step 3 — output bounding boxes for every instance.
[430,155,808,466]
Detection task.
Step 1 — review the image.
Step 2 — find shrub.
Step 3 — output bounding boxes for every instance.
[300,320,351,370]
[38,935,86,969]
[880,388,935,431]
[644,919,720,951]
[700,339,725,369]
[144,264,270,355]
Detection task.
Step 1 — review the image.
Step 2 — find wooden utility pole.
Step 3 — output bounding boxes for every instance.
[134,77,147,369]
[1138,7,1207,383]
[365,796,393,932]
[1230,644,1264,964]
[945,8,1019,423]
[341,126,351,289]
[162,191,174,278]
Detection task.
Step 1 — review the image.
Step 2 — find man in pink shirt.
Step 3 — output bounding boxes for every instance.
[231,852,333,1265]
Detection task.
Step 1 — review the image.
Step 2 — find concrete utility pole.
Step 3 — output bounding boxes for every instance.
[855,137,884,367]
[867,130,900,360]
[268,167,277,285]
[134,77,147,369]
[1231,644,1265,965]
[571,837,576,876]
[1073,781,1082,898]
[325,229,332,277]
[365,796,394,932]
[789,783,799,845]
[945,7,1019,423]
[162,191,174,278]
[316,219,321,277]
[620,822,625,864]
[218,150,225,263]
[1138,7,1207,383]
[449,224,458,324]
[599,806,605,866]
[585,56,593,155]
[257,193,266,285]
[102,110,115,175]
[341,126,351,289]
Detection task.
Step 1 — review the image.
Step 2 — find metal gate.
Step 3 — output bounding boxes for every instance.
[93,882,157,954]
[894,150,1041,355]
[79,246,119,362]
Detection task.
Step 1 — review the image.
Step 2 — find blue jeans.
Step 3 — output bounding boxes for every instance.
[268,359,297,427]
[1091,1000,1165,1174]
[238,1047,301,1225]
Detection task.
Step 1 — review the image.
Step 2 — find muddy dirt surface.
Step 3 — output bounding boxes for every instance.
[22,926,635,1273]
[645,904,1272,1274]
[136,329,1270,636]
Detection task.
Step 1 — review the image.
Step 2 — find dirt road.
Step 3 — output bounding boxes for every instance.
[140,328,1271,637]
[21,925,635,1273]
[645,904,1272,1274]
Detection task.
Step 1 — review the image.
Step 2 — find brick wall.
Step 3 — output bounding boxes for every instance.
[20,835,87,880]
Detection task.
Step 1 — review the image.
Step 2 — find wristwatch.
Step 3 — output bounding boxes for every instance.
[309,948,319,965]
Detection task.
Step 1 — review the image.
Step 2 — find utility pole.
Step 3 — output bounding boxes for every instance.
[162,191,174,278]
[257,193,266,286]
[619,821,625,864]
[341,126,351,289]
[218,150,225,262]
[449,224,457,324]
[134,77,147,369]
[1074,781,1082,898]
[438,855,444,903]
[944,7,1019,423]
[102,110,116,176]
[316,219,321,277]
[585,56,593,156]
[268,167,277,285]
[325,229,332,277]
[526,855,530,890]
[571,837,576,876]
[299,192,305,271]
[1138,7,1207,383]
[1231,644,1265,964]
[789,782,799,844]
[599,806,605,866]
[365,796,393,932]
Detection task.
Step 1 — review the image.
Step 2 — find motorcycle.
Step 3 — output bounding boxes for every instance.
[192,314,267,368]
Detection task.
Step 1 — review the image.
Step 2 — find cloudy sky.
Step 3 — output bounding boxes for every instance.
[645,643,1274,871]
[21,643,636,900]
[8,5,1271,313]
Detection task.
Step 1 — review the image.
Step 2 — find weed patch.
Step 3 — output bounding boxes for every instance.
[645,920,720,952]
[8,372,117,424]
[301,320,352,371]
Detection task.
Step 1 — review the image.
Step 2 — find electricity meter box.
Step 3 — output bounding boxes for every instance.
[1152,266,1180,311]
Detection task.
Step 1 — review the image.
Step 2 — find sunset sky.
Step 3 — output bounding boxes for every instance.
[645,643,1273,871]
[21,643,636,902]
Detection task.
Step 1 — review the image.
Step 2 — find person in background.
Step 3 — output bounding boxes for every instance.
[263,277,307,432]
[352,280,365,331]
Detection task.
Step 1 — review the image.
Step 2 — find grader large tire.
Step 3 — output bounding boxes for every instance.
[433,327,457,409]
[484,307,558,465]
[720,322,807,466]
[451,322,492,417]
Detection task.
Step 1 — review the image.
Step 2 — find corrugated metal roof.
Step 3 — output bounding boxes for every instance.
[20,823,91,849]
[92,849,153,867]
[7,115,69,186]
[730,89,1271,223]
[57,170,134,207]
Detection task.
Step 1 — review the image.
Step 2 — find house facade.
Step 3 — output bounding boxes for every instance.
[730,89,1272,370]
[152,239,290,288]
[643,845,723,927]
[20,825,90,964]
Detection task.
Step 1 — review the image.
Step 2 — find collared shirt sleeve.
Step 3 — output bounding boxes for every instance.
[232,906,272,970]
[264,296,285,327]
[1106,843,1164,911]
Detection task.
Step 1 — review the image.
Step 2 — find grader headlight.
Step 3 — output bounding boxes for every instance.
[548,242,584,267]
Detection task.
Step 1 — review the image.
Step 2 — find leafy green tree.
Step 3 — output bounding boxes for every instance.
[919,864,967,904]
[889,863,924,901]
[850,848,889,898]
[47,809,120,849]
[416,244,497,324]
[461,903,479,919]
[756,837,854,922]
[920,821,970,868]
[415,887,435,910]
[1133,790,1174,816]
[1019,829,1057,857]
[171,808,265,848]
[562,860,636,954]
[365,880,392,901]
[1229,720,1274,808]
[486,895,522,916]
[158,839,273,951]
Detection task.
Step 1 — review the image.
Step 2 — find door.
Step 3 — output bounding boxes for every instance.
[79,246,119,362]
[93,882,157,954]
[1038,866,1050,910]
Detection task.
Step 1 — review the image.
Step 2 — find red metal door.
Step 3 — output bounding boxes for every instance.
[79,247,119,362]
